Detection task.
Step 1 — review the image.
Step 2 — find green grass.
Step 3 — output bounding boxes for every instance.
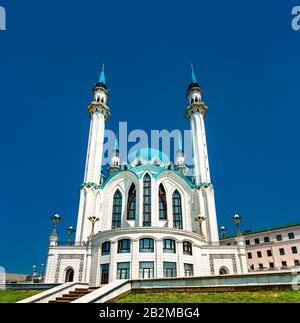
[0,290,45,303]
[110,290,300,303]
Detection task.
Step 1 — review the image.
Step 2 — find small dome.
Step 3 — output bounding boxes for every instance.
[187,82,200,91]
[128,148,170,165]
[186,82,202,99]
[94,82,108,91]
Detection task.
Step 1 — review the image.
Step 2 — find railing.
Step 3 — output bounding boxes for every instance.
[2,283,59,290]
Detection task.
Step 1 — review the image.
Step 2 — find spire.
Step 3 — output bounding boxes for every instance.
[114,136,119,151]
[99,63,106,84]
[186,63,202,99]
[178,136,183,151]
[190,63,197,83]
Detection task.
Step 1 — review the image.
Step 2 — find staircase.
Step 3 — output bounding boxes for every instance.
[49,287,99,303]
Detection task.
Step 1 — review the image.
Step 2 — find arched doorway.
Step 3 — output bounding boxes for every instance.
[65,267,74,282]
[219,266,229,275]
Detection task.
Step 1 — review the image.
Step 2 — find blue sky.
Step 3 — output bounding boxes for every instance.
[0,0,299,273]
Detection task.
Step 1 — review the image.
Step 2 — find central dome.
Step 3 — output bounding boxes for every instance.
[128,147,170,165]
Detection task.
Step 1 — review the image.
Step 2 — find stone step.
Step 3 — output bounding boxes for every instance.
[49,286,102,304]
[68,291,90,295]
[62,293,85,298]
[56,296,79,301]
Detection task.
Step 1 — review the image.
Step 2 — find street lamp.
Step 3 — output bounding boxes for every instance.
[88,216,100,237]
[32,265,37,284]
[232,214,243,237]
[66,226,76,246]
[194,215,206,237]
[220,226,227,239]
[40,263,44,282]
[50,214,62,237]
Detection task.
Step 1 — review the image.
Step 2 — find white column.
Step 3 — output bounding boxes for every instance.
[190,112,211,185]
[235,236,248,274]
[131,240,139,279]
[75,189,86,243]
[109,241,118,283]
[84,111,106,185]
[201,188,220,246]
[191,116,201,185]
[177,241,184,277]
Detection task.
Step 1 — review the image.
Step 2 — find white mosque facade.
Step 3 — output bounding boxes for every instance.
[44,68,248,286]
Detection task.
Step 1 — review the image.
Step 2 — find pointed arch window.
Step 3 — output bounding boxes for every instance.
[127,184,136,220]
[143,174,151,227]
[112,190,122,229]
[159,184,167,220]
[172,190,183,229]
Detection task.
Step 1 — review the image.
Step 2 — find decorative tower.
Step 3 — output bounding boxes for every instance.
[75,65,110,243]
[175,138,188,175]
[84,64,110,185]
[185,65,219,245]
[108,138,121,174]
[185,64,210,185]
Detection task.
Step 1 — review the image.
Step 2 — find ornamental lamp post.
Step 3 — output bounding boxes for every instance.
[39,263,44,282]
[220,226,227,239]
[88,216,100,237]
[194,215,206,238]
[32,265,37,284]
[66,226,76,246]
[50,214,62,237]
[232,214,243,237]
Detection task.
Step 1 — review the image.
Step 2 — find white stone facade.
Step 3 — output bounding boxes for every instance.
[44,71,248,286]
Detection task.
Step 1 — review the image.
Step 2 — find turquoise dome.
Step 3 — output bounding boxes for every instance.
[128,147,170,165]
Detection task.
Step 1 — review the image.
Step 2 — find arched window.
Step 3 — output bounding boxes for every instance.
[127,184,136,220]
[118,239,131,253]
[65,267,74,282]
[163,239,176,253]
[183,241,192,255]
[159,184,167,220]
[172,190,183,229]
[143,174,151,227]
[112,190,122,229]
[139,238,154,253]
[219,267,229,275]
[102,241,111,256]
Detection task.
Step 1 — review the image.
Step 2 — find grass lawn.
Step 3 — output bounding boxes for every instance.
[110,290,300,303]
[0,290,45,303]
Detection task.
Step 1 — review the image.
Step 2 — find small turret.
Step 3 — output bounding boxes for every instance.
[109,137,121,174]
[175,138,188,174]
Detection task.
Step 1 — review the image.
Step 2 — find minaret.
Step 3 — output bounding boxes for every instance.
[84,64,110,185]
[185,64,210,185]
[75,65,110,243]
[185,65,219,245]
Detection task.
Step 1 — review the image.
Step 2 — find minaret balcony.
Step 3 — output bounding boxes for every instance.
[185,102,208,120]
[88,101,110,119]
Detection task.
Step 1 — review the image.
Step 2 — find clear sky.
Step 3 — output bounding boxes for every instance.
[0,0,299,273]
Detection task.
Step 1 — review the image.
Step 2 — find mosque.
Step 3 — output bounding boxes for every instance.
[44,67,248,286]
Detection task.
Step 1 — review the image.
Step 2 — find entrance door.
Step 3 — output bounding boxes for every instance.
[101,264,109,284]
